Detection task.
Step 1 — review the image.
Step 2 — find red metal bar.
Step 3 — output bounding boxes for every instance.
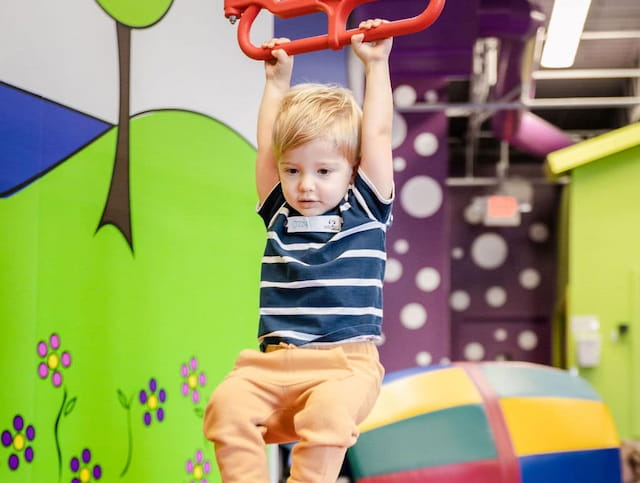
[225,0,446,60]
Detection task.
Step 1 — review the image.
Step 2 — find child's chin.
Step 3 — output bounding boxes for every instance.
[296,205,322,216]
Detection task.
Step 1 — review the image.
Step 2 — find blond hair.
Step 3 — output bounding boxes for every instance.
[272,83,362,164]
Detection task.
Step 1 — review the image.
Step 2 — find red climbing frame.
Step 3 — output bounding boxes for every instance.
[224,0,446,60]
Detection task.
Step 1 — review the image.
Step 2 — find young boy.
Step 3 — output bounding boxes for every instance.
[204,19,394,483]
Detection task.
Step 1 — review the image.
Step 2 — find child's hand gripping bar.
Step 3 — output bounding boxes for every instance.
[224,0,446,60]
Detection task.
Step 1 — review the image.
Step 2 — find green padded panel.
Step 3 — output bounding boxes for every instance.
[349,404,497,478]
[480,364,601,400]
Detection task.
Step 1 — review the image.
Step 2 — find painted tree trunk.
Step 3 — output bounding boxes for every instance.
[97,21,132,249]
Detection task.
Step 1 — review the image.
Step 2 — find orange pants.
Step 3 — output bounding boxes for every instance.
[203,342,384,483]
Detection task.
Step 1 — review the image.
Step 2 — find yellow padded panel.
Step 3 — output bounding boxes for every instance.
[546,122,640,175]
[500,397,620,455]
[359,368,483,432]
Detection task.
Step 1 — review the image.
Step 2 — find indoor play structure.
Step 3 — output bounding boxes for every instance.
[348,362,622,482]
[223,0,446,59]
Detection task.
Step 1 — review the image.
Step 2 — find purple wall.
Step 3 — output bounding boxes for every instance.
[379,78,451,372]
[448,184,560,364]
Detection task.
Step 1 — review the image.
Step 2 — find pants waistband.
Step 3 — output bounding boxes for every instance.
[265,341,377,355]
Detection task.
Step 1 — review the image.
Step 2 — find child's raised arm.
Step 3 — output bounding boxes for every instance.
[256,39,293,205]
[351,20,394,199]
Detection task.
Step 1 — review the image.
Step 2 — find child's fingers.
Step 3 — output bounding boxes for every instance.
[273,37,291,45]
[261,37,290,49]
[271,48,289,62]
[351,32,365,45]
[358,18,385,29]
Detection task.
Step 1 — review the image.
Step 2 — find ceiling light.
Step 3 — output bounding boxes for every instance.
[540,0,591,68]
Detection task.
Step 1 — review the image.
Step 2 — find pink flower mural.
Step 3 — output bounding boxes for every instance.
[181,357,207,405]
[36,333,76,480]
[186,449,211,483]
[37,333,72,387]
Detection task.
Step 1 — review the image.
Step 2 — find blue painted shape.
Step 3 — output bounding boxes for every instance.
[0,82,113,196]
[480,363,602,401]
[519,448,622,483]
[274,14,349,86]
[382,364,452,384]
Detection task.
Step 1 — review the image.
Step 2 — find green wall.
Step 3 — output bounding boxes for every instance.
[0,111,262,482]
[567,144,640,439]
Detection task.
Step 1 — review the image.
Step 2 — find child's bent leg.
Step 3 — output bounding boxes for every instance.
[288,344,384,483]
[203,371,280,483]
[288,444,348,483]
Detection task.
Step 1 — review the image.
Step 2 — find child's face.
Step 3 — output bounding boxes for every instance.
[278,138,354,217]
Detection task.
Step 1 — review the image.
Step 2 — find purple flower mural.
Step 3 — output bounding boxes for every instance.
[116,388,135,477]
[1,415,35,470]
[117,377,167,476]
[139,378,167,426]
[186,449,211,483]
[70,448,102,482]
[181,357,206,404]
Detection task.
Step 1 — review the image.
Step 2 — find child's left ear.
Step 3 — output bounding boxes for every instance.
[350,159,360,183]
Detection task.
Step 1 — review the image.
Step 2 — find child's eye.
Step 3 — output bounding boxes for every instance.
[284,168,298,175]
[318,168,330,175]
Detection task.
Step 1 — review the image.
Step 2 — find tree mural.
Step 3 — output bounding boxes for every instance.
[94,0,174,250]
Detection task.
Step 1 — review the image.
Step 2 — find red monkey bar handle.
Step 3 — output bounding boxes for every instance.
[226,0,446,60]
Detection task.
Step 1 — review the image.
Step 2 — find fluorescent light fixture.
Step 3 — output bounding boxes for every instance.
[540,0,592,68]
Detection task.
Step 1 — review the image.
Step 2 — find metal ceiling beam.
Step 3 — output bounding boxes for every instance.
[533,68,640,80]
[526,97,640,108]
[445,177,568,186]
[580,30,640,40]
[539,30,640,40]
[397,97,640,116]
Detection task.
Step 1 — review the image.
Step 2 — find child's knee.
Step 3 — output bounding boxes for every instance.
[295,405,357,447]
[203,381,242,437]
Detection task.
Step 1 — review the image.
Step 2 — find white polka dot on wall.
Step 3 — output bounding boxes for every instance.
[413,132,439,157]
[518,330,538,350]
[393,84,417,108]
[416,351,432,366]
[519,268,541,289]
[451,247,464,260]
[439,357,451,365]
[400,302,427,330]
[424,89,438,103]
[494,328,508,341]
[400,176,443,218]
[394,239,410,254]
[464,203,483,225]
[393,156,406,172]
[392,112,407,149]
[415,267,441,292]
[471,233,508,269]
[400,303,428,330]
[384,258,403,283]
[529,222,549,243]
[464,342,485,361]
[450,290,470,311]
[485,286,507,308]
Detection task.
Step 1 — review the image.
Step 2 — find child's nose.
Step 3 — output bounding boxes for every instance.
[299,174,314,191]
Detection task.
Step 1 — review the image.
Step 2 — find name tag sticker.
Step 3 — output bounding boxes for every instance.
[287,215,342,233]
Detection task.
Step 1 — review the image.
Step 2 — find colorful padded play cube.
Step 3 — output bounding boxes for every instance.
[348,362,622,482]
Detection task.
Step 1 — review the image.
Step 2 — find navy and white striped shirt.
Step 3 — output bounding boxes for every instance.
[257,170,393,351]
